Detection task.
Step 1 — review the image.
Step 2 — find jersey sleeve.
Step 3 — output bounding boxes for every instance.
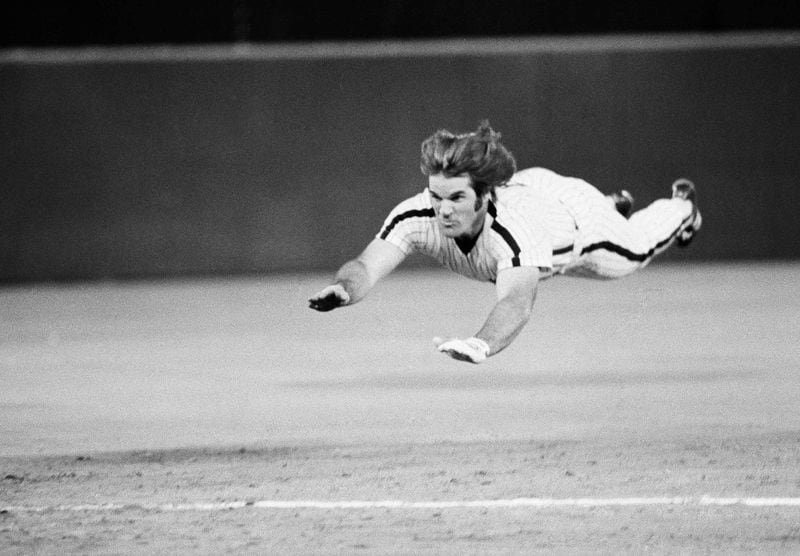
[375,193,435,255]
[489,206,553,273]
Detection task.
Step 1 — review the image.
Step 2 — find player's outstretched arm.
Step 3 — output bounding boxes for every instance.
[434,266,540,363]
[308,239,406,312]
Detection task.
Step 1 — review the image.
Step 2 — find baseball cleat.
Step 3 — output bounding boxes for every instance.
[609,190,635,218]
[671,178,702,247]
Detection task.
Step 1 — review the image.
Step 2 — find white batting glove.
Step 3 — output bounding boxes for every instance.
[308,284,350,312]
[433,337,491,364]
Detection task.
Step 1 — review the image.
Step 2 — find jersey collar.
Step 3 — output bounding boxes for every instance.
[454,200,494,255]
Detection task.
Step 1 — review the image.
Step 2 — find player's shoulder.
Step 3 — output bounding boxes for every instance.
[486,199,553,269]
[489,196,554,248]
[487,198,543,238]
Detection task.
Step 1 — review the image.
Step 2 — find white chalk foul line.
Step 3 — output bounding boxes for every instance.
[5,497,800,513]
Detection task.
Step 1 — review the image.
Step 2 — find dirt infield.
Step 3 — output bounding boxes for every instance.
[4,434,800,554]
[2,262,800,553]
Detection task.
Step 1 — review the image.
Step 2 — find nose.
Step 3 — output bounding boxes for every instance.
[439,201,454,216]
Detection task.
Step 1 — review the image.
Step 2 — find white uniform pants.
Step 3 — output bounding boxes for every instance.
[511,167,696,279]
[564,189,695,279]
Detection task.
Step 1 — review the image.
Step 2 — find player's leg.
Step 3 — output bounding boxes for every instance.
[567,180,700,279]
[628,179,701,251]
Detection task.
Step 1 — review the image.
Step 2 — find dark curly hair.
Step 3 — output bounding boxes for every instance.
[419,120,517,199]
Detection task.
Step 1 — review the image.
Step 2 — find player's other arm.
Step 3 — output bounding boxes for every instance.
[435,266,540,363]
[308,238,406,311]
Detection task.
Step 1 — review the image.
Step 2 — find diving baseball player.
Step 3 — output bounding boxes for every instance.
[309,122,701,363]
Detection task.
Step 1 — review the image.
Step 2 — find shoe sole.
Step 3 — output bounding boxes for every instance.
[672,179,700,247]
[677,210,701,247]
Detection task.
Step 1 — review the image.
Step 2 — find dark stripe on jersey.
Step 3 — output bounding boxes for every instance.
[580,213,693,261]
[487,201,522,267]
[379,208,435,239]
[553,245,573,255]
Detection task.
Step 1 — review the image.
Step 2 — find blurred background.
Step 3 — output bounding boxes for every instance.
[2,1,800,283]
[4,1,800,46]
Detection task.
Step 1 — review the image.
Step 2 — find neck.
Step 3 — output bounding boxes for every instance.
[467,211,487,238]
[453,205,488,255]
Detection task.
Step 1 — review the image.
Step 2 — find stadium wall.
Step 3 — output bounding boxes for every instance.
[2,33,799,282]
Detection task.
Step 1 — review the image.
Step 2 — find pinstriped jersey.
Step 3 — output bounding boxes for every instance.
[377,168,582,282]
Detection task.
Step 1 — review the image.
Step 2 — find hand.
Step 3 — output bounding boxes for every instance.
[308,284,350,312]
[433,336,490,364]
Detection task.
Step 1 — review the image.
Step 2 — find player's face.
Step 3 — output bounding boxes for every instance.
[428,173,487,239]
